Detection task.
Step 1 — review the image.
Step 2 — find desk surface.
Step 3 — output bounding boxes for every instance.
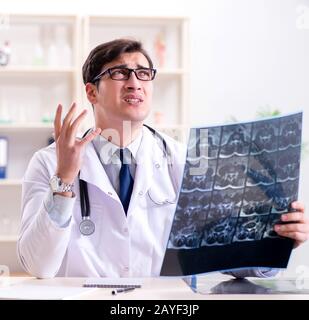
[1,276,309,300]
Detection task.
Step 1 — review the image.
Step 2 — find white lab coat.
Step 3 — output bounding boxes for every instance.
[18,127,186,278]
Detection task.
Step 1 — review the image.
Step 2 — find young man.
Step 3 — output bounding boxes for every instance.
[18,39,309,278]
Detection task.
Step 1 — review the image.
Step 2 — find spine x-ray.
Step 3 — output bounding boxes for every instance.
[160,112,302,276]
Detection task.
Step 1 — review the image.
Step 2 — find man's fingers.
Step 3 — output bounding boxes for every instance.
[53,104,62,141]
[275,231,308,243]
[291,201,305,213]
[62,102,77,132]
[275,222,309,234]
[79,128,102,147]
[70,109,88,138]
[281,211,307,223]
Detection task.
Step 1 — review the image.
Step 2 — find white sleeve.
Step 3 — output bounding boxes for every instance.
[17,149,75,278]
[45,190,75,227]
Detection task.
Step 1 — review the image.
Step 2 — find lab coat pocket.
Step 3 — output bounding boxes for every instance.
[145,173,178,208]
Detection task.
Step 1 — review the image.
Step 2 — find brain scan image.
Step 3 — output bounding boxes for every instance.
[233,216,268,242]
[246,152,277,186]
[276,147,300,182]
[219,124,251,158]
[278,114,302,149]
[271,180,298,213]
[263,214,282,239]
[240,185,273,216]
[166,114,301,251]
[182,159,216,191]
[188,127,221,159]
[201,127,221,159]
[168,215,204,249]
[176,191,211,221]
[251,121,278,154]
[201,216,237,246]
[162,113,302,277]
[208,188,243,220]
[215,156,247,189]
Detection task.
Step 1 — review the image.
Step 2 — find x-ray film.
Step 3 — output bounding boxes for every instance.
[160,112,302,276]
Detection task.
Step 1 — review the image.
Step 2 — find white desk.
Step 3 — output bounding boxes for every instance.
[1,276,309,300]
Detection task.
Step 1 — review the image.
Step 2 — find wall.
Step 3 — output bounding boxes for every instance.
[187,0,309,278]
[1,0,308,277]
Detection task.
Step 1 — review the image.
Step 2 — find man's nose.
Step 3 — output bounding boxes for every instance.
[125,71,141,90]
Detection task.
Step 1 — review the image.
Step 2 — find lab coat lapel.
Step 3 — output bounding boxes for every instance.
[79,142,116,198]
[133,127,158,196]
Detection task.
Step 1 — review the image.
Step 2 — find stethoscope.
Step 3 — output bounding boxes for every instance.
[79,124,179,236]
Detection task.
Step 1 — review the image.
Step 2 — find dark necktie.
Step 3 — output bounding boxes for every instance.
[119,148,134,214]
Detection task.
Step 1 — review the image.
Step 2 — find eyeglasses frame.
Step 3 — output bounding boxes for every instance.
[91,66,157,83]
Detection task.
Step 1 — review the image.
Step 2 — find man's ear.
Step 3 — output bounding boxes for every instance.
[85,83,98,104]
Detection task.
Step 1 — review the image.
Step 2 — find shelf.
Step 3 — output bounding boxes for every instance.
[0,123,53,131]
[0,179,22,186]
[6,13,77,24]
[88,15,188,25]
[0,236,18,242]
[0,66,75,75]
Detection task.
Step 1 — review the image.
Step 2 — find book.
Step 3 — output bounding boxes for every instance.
[160,112,302,276]
[83,278,143,288]
[0,136,8,179]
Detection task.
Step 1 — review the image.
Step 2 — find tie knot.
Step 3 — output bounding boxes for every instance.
[119,148,132,165]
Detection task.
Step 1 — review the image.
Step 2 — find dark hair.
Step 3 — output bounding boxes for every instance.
[82,38,153,84]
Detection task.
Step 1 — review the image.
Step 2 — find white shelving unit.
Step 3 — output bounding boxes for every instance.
[0,14,80,267]
[0,13,189,271]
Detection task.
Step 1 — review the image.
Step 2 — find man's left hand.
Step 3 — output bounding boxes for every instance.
[274,201,309,248]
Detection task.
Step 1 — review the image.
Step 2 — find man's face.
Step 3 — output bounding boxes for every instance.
[92,52,153,129]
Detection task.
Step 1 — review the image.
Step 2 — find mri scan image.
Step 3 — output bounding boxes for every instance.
[168,209,204,249]
[215,156,247,189]
[240,185,273,216]
[276,147,300,182]
[263,214,282,239]
[233,216,268,242]
[251,121,279,154]
[176,190,211,221]
[271,180,299,213]
[187,127,221,159]
[278,113,302,150]
[219,123,251,158]
[246,152,277,186]
[182,159,216,191]
[208,188,243,220]
[201,216,238,246]
[161,112,302,276]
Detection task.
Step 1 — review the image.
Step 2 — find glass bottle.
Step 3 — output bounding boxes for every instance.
[0,41,11,66]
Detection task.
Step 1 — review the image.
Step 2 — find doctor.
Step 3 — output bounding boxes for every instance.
[18,39,309,278]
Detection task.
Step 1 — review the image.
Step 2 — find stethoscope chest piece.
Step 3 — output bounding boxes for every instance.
[79,217,95,236]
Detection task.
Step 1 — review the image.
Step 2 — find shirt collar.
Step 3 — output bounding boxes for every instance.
[92,129,143,165]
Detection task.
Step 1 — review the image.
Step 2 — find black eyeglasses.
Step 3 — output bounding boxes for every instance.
[92,67,157,83]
